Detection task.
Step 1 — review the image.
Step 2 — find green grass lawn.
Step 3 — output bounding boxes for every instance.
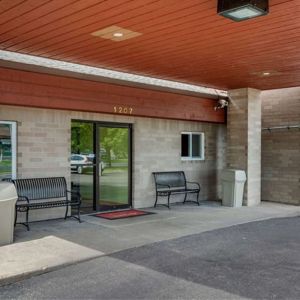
[0,160,12,175]
[100,185,128,204]
[111,159,127,163]
[102,166,127,174]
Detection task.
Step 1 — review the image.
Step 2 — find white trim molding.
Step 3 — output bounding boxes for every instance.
[0,50,227,99]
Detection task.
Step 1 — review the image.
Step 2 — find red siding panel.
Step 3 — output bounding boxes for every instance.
[0,68,225,123]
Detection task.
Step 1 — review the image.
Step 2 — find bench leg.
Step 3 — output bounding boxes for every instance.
[77,205,81,223]
[183,193,187,204]
[64,204,69,220]
[15,207,30,231]
[154,194,158,208]
[14,206,18,226]
[65,204,81,223]
[183,192,200,206]
[167,193,171,209]
[25,208,30,231]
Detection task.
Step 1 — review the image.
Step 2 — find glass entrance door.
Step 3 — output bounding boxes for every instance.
[97,125,131,210]
[71,121,95,214]
[71,120,132,213]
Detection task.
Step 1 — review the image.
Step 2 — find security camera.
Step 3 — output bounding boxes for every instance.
[214,97,229,111]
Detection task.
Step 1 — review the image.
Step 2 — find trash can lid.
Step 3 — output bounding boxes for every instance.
[0,182,18,201]
[221,169,247,181]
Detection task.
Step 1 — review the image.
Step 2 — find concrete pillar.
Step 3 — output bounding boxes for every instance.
[227,88,261,206]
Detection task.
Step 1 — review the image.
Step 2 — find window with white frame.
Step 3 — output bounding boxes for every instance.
[181,132,205,160]
[0,121,17,180]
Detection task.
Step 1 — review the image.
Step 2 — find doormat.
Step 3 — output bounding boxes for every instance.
[93,209,155,220]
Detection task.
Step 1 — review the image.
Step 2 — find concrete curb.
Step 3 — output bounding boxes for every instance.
[0,255,102,287]
[0,236,104,287]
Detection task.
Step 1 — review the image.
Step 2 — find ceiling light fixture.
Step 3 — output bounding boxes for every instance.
[91,26,142,42]
[251,70,281,77]
[113,32,124,37]
[262,72,271,76]
[218,0,269,22]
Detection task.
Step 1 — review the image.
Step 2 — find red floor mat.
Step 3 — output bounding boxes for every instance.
[93,209,154,220]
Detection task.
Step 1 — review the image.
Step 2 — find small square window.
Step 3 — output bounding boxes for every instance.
[181,132,205,160]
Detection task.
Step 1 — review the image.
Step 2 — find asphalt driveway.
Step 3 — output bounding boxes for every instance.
[1,217,299,299]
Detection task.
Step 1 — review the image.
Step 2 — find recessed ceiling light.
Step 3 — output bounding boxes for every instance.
[113,32,124,37]
[252,70,282,77]
[91,26,142,42]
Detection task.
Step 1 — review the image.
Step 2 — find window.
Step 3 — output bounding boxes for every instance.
[0,121,17,180]
[181,132,205,160]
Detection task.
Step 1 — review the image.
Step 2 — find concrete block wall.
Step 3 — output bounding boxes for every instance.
[133,118,226,207]
[0,106,71,221]
[261,87,300,205]
[0,105,226,220]
[227,88,261,206]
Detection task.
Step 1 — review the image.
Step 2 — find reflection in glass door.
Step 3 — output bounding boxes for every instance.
[0,121,17,180]
[71,121,95,214]
[98,126,131,210]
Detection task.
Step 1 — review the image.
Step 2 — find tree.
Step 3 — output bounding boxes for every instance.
[71,123,93,154]
[100,128,128,166]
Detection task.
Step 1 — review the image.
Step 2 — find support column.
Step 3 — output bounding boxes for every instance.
[227,88,261,206]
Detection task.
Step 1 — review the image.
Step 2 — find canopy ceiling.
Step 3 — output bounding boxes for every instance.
[0,0,299,90]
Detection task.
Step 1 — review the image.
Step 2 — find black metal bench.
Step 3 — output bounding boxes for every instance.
[153,171,200,208]
[12,177,81,231]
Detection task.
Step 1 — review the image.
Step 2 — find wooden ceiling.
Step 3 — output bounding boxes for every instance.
[0,0,299,90]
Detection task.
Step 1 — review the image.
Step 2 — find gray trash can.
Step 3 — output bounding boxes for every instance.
[0,182,18,246]
[221,169,246,207]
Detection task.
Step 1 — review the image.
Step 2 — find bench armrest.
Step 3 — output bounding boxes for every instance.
[67,190,81,203]
[186,181,200,189]
[17,195,29,203]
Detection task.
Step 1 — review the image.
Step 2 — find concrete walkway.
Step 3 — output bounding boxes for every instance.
[13,201,300,254]
[1,201,299,287]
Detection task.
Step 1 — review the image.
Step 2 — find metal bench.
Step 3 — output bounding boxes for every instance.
[153,171,200,208]
[12,177,81,231]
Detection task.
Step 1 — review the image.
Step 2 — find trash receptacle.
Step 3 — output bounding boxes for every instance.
[221,169,246,207]
[0,182,18,246]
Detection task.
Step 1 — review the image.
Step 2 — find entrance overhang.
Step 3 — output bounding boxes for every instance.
[0,50,227,100]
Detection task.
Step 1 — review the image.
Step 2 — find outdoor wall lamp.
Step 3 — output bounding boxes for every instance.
[218,0,269,22]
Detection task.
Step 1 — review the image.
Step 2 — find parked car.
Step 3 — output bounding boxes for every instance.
[71,153,107,175]
[86,153,107,175]
[70,154,92,174]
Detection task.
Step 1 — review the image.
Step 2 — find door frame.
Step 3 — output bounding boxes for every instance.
[71,119,133,212]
